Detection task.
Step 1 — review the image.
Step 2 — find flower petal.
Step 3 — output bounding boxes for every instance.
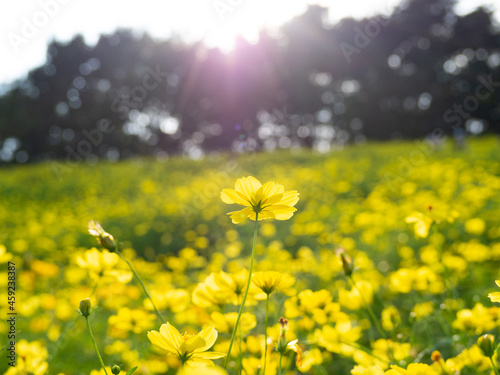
[235,176,262,201]
[181,335,206,354]
[266,205,297,220]
[147,330,177,355]
[278,190,299,207]
[489,292,500,302]
[195,326,218,352]
[192,351,226,360]
[249,210,275,221]
[220,188,250,206]
[255,181,284,205]
[228,207,253,224]
[159,322,183,351]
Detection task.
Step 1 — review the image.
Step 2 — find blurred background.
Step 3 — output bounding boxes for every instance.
[1,0,499,164]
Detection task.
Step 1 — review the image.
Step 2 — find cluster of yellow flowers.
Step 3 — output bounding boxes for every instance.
[1,138,500,374]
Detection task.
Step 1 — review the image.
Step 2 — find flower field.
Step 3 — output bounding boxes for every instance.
[2,137,500,374]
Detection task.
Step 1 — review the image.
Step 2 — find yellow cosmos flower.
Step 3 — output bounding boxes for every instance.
[252,271,295,296]
[220,176,299,224]
[386,363,439,374]
[147,322,225,367]
[488,280,500,302]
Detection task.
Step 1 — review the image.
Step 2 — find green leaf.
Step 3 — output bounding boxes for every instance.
[126,366,138,375]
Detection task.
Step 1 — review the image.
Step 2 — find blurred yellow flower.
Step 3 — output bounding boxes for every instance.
[76,248,132,284]
[108,307,156,338]
[252,271,295,295]
[488,280,500,302]
[287,339,303,368]
[192,271,256,307]
[210,311,256,334]
[220,176,299,224]
[405,212,433,238]
[381,306,401,331]
[0,244,12,263]
[465,218,486,235]
[147,322,225,367]
[5,340,48,375]
[351,364,385,375]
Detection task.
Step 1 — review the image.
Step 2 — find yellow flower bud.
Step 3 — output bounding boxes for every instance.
[277,317,289,353]
[478,334,495,357]
[111,365,121,374]
[100,233,116,252]
[79,298,92,317]
[340,252,354,277]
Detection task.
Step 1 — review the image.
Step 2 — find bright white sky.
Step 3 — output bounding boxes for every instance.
[0,0,498,85]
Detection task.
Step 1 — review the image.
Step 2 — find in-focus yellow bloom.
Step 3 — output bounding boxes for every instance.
[147,322,225,367]
[488,280,500,303]
[252,271,295,296]
[220,176,299,224]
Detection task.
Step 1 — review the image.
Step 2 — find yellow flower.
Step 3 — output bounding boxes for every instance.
[5,340,48,375]
[220,176,299,224]
[381,306,401,331]
[210,311,257,334]
[108,307,156,338]
[287,339,303,368]
[405,212,433,238]
[252,271,295,295]
[88,220,117,251]
[76,248,133,284]
[386,363,439,374]
[147,322,225,367]
[192,271,259,307]
[177,366,226,375]
[351,365,385,375]
[488,280,500,303]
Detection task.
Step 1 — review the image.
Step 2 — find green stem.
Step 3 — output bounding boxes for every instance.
[263,293,270,375]
[432,225,458,299]
[224,212,259,369]
[49,276,100,367]
[490,357,500,375]
[238,294,243,375]
[85,317,109,375]
[278,352,283,375]
[115,250,166,324]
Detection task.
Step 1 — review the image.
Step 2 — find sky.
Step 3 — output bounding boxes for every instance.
[1,0,498,85]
